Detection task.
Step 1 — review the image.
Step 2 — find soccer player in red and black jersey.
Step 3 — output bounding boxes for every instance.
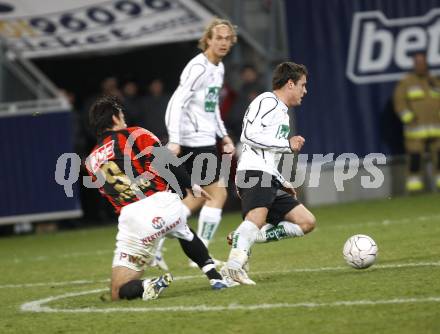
[86,96,236,301]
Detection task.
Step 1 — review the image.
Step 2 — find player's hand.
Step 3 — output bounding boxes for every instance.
[223,143,235,155]
[222,136,235,155]
[167,142,181,156]
[191,184,212,200]
[281,180,297,199]
[289,136,305,153]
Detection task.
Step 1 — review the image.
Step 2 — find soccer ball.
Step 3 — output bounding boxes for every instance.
[343,234,378,269]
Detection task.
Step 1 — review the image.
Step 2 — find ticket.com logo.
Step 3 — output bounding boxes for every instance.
[346,9,440,84]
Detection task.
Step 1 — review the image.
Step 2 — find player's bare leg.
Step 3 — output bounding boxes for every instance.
[227,204,316,245]
[182,191,205,213]
[111,266,143,301]
[283,205,316,233]
[253,205,316,243]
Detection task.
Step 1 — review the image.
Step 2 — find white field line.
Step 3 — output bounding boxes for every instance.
[5,213,440,264]
[0,274,200,289]
[20,290,440,313]
[3,261,440,289]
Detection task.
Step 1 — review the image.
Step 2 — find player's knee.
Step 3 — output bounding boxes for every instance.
[207,186,227,207]
[298,213,316,234]
[304,214,316,233]
[246,208,268,228]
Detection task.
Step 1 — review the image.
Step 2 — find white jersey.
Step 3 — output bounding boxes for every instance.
[237,92,293,181]
[165,53,228,147]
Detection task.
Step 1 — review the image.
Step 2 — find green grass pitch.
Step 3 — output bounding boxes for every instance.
[1,194,439,334]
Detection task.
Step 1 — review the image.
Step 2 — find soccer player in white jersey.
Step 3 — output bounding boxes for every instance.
[155,18,237,269]
[221,62,316,285]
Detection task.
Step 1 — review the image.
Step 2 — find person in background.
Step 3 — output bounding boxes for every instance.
[140,78,170,143]
[393,52,440,193]
[121,80,142,126]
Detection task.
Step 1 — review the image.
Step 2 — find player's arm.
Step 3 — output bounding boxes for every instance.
[241,97,300,153]
[272,169,297,199]
[150,143,211,200]
[166,153,211,200]
[213,104,235,154]
[393,79,414,124]
[165,63,206,155]
[281,182,298,199]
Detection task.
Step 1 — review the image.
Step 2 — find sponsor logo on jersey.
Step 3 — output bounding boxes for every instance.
[276,124,290,139]
[87,140,115,173]
[347,9,440,84]
[119,252,147,267]
[141,218,182,245]
[152,216,165,230]
[205,86,220,112]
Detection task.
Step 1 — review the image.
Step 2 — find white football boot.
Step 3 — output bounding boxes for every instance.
[142,273,173,300]
[220,265,256,285]
[210,276,240,290]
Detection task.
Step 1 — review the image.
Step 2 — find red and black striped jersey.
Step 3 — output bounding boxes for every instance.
[86,127,168,214]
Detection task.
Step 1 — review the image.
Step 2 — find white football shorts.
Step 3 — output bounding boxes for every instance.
[112,191,193,271]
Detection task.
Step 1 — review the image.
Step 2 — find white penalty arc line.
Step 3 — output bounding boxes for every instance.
[0,274,201,289]
[3,261,440,289]
[20,291,440,313]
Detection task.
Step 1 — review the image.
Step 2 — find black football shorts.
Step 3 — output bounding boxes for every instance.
[180,145,223,185]
[236,170,301,225]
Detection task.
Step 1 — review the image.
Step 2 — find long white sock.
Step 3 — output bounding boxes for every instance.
[280,221,304,237]
[228,220,259,269]
[197,206,222,247]
[255,223,274,242]
[255,221,304,243]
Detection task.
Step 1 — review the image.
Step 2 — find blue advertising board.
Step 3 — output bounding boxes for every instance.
[0,111,82,224]
[285,0,440,156]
